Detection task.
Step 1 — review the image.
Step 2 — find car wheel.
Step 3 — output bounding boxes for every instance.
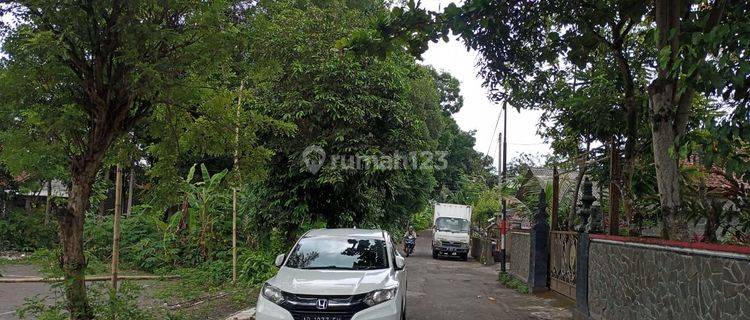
[432,250,438,259]
[460,253,468,261]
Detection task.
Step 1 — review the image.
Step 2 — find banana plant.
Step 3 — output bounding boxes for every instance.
[184,163,229,260]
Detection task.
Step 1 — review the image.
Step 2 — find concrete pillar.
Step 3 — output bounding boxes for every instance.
[574,233,590,320]
[527,189,549,293]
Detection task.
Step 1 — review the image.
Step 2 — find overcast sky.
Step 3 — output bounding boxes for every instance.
[420,0,550,170]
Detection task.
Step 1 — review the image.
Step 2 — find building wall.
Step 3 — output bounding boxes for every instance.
[588,237,750,320]
[508,230,530,282]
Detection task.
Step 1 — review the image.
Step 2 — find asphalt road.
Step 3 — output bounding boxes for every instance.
[0,264,58,320]
[2,232,573,320]
[403,231,573,320]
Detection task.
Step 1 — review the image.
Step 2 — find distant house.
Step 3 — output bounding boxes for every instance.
[7,179,69,211]
[511,166,599,230]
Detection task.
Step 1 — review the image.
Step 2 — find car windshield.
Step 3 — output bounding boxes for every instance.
[285,237,388,270]
[435,217,470,233]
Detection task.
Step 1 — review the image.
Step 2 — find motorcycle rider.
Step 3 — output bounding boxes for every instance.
[403,226,417,253]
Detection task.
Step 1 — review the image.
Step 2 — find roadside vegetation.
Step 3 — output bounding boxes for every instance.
[2,0,749,319]
[498,272,530,295]
[0,0,495,318]
[352,0,750,243]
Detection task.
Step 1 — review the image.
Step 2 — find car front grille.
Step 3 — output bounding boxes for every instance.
[441,240,465,247]
[290,310,355,320]
[280,293,368,320]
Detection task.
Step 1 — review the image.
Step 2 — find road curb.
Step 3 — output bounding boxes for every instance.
[225,307,255,320]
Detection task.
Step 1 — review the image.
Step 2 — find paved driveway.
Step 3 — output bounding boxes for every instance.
[0,264,59,320]
[404,231,573,320]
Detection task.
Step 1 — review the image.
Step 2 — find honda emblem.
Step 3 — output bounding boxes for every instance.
[316,299,328,310]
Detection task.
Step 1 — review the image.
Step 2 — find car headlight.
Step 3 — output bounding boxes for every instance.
[261,283,285,305]
[364,286,398,306]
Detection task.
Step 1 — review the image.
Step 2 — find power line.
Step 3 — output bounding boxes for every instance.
[507,141,548,146]
[485,108,503,156]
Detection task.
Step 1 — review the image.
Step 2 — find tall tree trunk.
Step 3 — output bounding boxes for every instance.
[613,46,640,236]
[98,169,111,217]
[608,138,621,235]
[58,173,97,320]
[45,180,52,225]
[649,82,689,240]
[649,0,725,240]
[649,0,692,241]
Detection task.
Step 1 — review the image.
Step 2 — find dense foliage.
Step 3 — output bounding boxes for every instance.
[0,0,494,318]
[354,0,750,242]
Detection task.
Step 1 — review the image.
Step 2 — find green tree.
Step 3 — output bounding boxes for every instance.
[0,1,237,317]
[351,0,750,240]
[243,0,443,239]
[646,0,748,240]
[428,67,464,114]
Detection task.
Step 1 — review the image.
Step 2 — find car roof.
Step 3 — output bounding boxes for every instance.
[303,228,386,239]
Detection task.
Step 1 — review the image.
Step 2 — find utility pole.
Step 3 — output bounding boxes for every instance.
[499,101,508,273]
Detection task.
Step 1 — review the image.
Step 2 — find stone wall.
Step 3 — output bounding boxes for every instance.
[588,237,750,320]
[508,230,530,282]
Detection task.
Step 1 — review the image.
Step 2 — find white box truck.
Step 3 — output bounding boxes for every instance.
[431,203,472,261]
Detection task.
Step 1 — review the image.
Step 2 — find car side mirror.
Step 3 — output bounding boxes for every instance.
[274,254,286,267]
[394,256,406,270]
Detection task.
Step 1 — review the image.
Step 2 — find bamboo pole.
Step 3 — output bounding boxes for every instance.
[111,164,123,292]
[126,166,135,216]
[0,275,180,283]
[232,81,244,285]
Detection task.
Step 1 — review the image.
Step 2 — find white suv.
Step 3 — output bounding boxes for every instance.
[256,228,407,320]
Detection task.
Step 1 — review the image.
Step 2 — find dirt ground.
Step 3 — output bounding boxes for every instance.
[3,232,572,320]
[0,262,255,320]
[404,231,573,320]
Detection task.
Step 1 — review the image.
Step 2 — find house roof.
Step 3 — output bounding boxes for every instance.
[16,180,69,198]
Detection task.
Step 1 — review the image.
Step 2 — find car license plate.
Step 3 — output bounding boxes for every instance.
[301,315,343,320]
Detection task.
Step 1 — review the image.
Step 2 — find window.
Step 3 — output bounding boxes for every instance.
[286,237,388,270]
[435,217,470,233]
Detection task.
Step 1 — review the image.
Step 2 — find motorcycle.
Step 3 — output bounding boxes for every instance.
[404,237,416,257]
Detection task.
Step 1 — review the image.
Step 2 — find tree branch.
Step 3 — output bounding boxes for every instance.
[674,0,727,137]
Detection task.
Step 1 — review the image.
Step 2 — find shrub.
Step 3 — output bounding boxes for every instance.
[17,282,154,320]
[498,272,529,294]
[238,249,278,285]
[0,209,58,251]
